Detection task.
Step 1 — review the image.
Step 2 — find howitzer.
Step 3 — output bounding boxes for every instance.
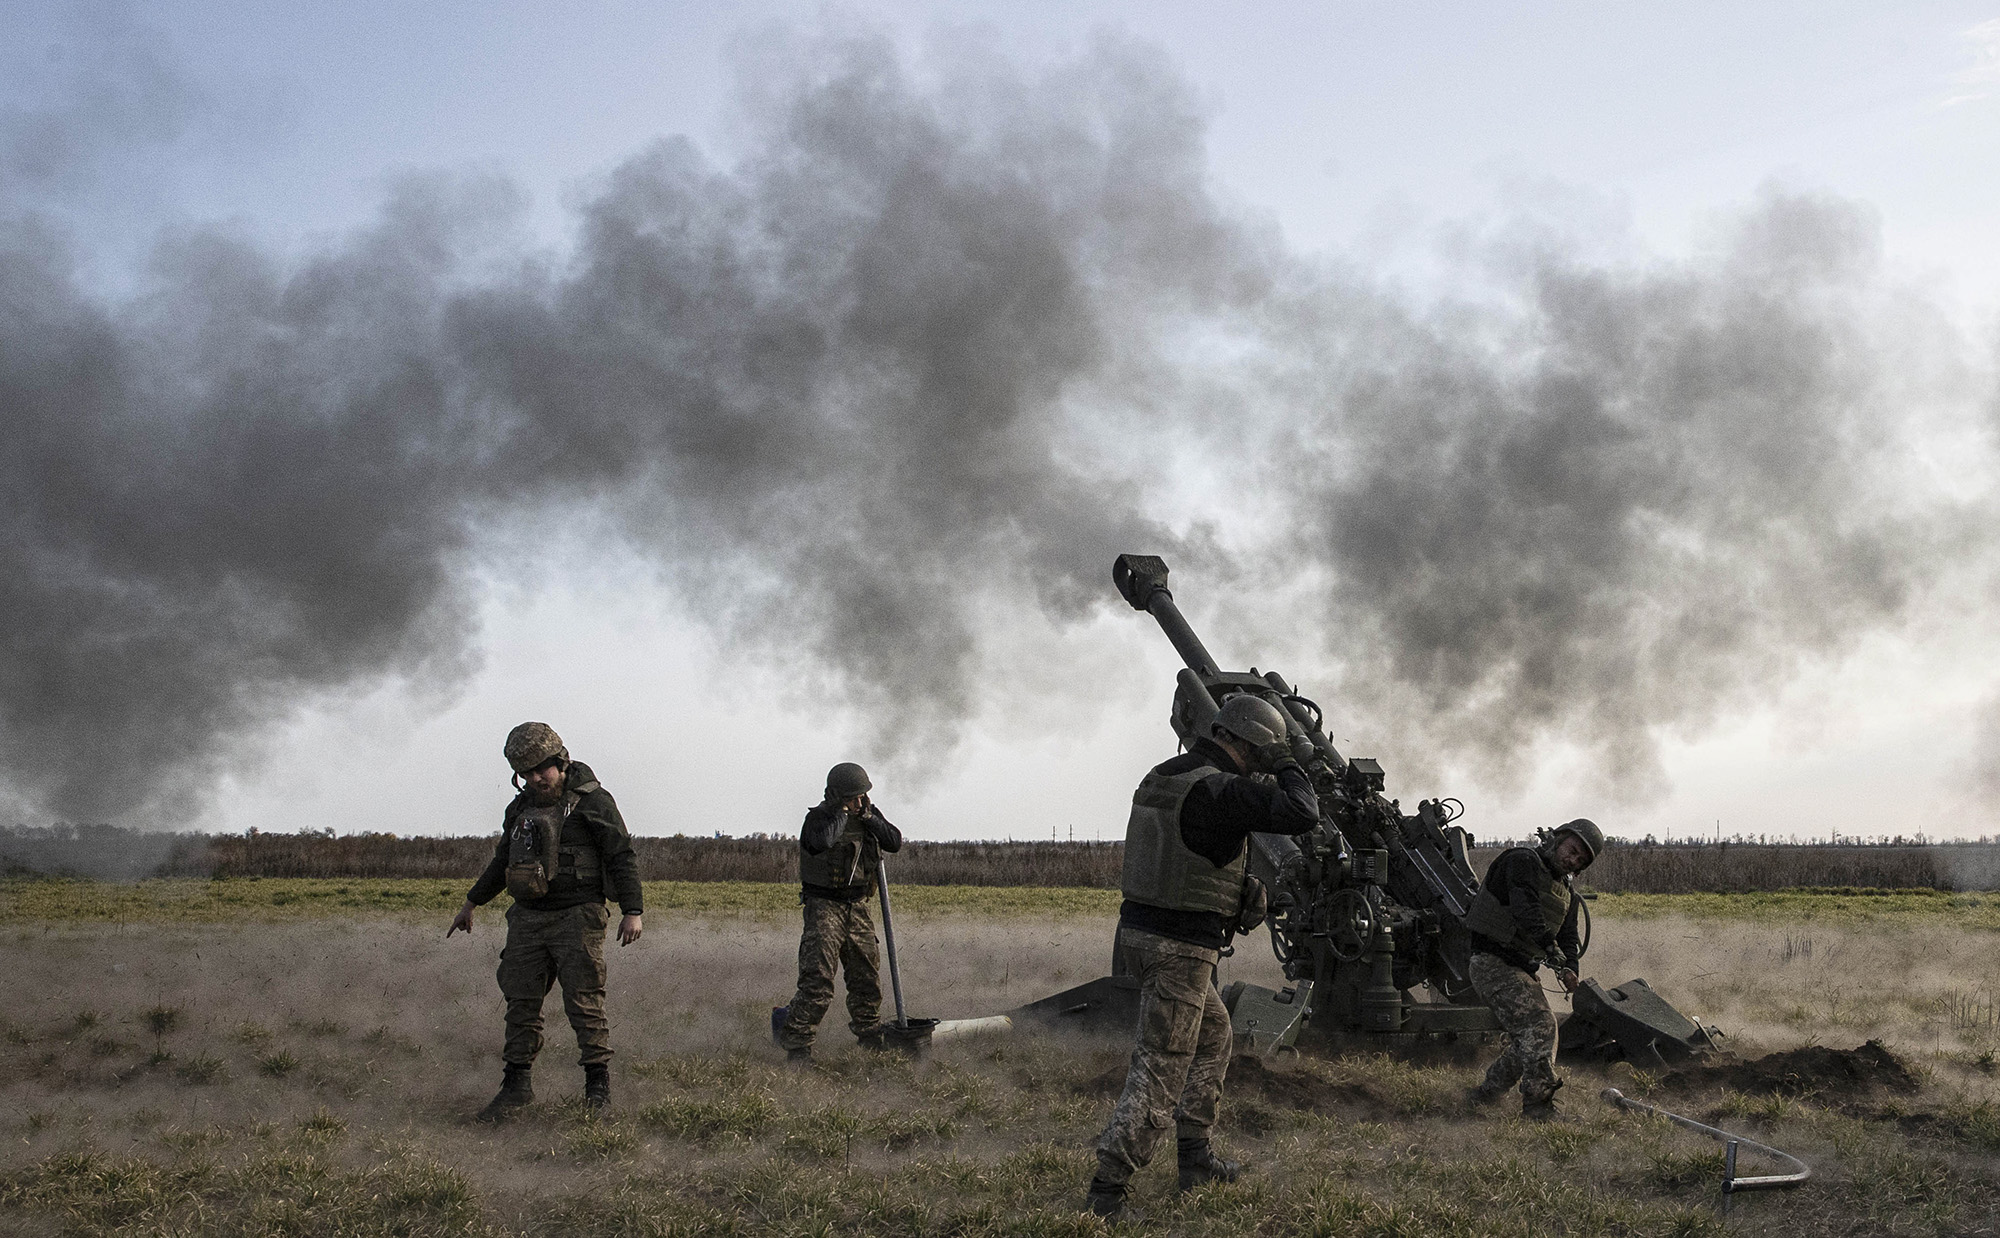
[1112,553,1494,1048]
[1015,555,1718,1064]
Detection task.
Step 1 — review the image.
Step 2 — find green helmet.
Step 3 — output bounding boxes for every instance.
[503,722,568,774]
[1211,695,1289,748]
[826,762,872,799]
[1549,818,1605,865]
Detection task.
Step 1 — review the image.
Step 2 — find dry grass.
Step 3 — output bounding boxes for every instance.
[1,900,1996,1236]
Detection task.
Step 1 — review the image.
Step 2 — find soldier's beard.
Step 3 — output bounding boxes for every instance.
[527,776,565,806]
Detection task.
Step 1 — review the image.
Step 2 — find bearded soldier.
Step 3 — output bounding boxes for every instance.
[448,722,643,1119]
[1462,818,1602,1120]
[774,762,904,1064]
[1084,695,1320,1224]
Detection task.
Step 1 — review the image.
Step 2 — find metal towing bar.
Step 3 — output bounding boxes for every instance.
[1601,1087,1811,1208]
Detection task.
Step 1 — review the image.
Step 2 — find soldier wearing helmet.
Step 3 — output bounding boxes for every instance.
[1085,693,1320,1224]
[1462,818,1604,1120]
[774,762,904,1064]
[448,722,644,1120]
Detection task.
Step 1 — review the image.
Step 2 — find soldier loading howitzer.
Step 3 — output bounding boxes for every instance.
[1083,690,1320,1222]
[1108,553,1501,1050]
[1012,555,1719,1072]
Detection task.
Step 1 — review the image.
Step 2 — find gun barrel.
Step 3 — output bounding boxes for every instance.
[1113,554,1219,676]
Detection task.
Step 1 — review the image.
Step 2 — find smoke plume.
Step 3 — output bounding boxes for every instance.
[0,24,1989,823]
[1266,197,1977,795]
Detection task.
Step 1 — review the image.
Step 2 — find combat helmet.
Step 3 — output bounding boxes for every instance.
[1211,694,1289,748]
[503,722,568,774]
[826,762,872,799]
[1547,818,1605,867]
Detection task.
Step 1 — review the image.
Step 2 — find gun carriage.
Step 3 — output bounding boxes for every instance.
[1016,555,1715,1065]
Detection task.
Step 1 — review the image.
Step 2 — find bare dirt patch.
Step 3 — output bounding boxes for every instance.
[1663,1039,1921,1101]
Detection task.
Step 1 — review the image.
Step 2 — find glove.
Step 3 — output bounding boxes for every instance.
[862,807,897,843]
[1253,740,1299,773]
[1233,876,1269,935]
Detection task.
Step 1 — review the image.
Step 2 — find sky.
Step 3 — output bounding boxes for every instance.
[7,1,2000,848]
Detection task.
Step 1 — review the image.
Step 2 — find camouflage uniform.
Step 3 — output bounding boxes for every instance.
[776,898,884,1049]
[1089,733,1319,1202]
[1094,927,1234,1187]
[466,760,643,1068]
[776,798,902,1052]
[498,901,612,1065]
[1464,843,1580,1108]
[1469,951,1560,1104]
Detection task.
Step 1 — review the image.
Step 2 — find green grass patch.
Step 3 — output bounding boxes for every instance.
[0,1146,483,1236]
[0,876,1121,923]
[638,1095,779,1145]
[7,875,1998,927]
[257,1049,301,1078]
[1592,889,2000,929]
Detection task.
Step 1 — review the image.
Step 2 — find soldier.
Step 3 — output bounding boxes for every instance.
[1462,818,1602,1120]
[1085,695,1320,1224]
[774,762,904,1064]
[447,722,644,1120]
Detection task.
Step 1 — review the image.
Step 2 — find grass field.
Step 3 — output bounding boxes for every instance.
[0,878,1124,924]
[2,883,1997,1236]
[10,877,2000,927]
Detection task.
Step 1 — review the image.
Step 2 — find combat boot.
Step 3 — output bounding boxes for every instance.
[1521,1078,1565,1122]
[583,1064,611,1115]
[476,1064,533,1122]
[857,1026,887,1053]
[785,1047,813,1068]
[1084,1178,1144,1225]
[1176,1137,1242,1191]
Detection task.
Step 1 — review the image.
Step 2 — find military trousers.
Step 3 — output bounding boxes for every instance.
[497,900,612,1068]
[1469,950,1559,1103]
[777,896,884,1050]
[1094,926,1232,1186]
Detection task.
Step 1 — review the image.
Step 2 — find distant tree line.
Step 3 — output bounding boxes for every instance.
[3,824,1998,892]
[0,824,1125,888]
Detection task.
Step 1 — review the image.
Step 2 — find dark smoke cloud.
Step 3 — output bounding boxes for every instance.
[0,23,1988,824]
[1268,197,1976,796]
[1,32,1237,822]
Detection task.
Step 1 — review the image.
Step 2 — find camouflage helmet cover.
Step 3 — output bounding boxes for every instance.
[826,762,873,799]
[1211,694,1290,748]
[503,722,568,773]
[1549,817,1606,865]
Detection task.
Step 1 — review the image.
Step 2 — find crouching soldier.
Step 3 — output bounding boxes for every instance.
[448,722,643,1120]
[1085,695,1320,1224]
[1463,818,1602,1120]
[775,763,902,1064]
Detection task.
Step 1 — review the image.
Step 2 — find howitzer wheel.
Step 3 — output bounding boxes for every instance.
[1325,888,1374,962]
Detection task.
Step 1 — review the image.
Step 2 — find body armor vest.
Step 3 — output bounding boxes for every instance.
[1464,846,1573,957]
[504,787,602,901]
[1120,763,1246,916]
[798,811,880,895]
